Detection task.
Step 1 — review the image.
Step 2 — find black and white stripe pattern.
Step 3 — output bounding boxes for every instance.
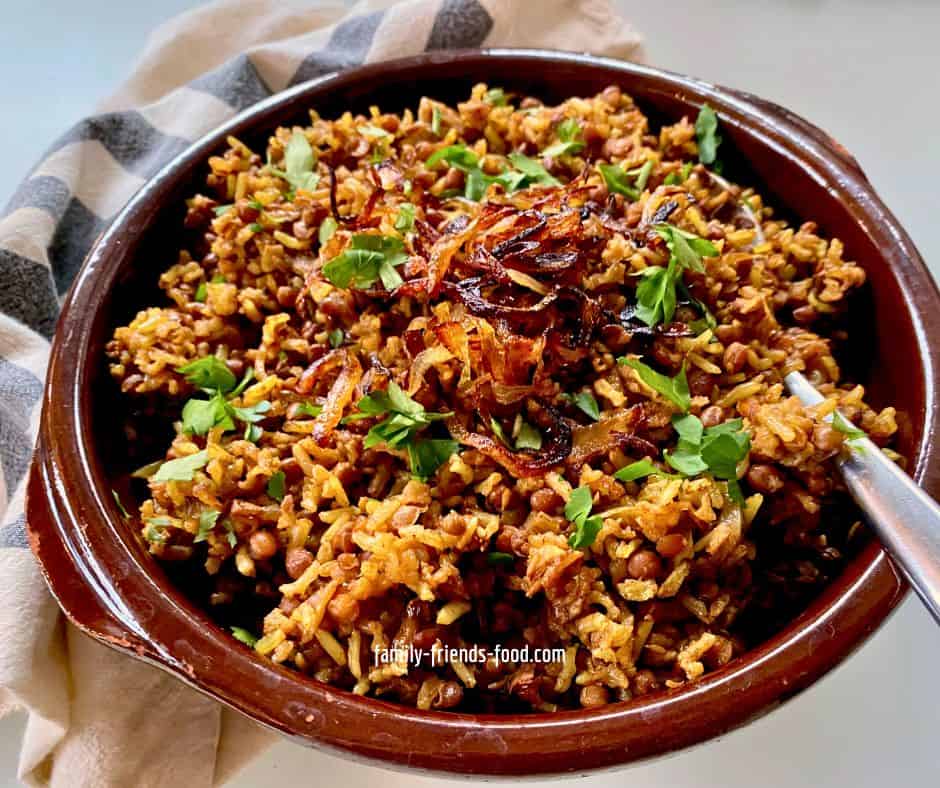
[0,0,497,550]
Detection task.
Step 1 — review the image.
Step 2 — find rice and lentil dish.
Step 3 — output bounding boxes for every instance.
[107,84,900,712]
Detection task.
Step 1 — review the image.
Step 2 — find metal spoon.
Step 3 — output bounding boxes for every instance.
[784,370,940,624]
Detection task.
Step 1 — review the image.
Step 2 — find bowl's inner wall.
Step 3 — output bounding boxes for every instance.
[83,56,924,699]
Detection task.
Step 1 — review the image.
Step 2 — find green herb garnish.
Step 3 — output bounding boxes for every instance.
[244,423,263,443]
[152,450,210,483]
[426,144,481,171]
[182,391,233,435]
[656,224,718,274]
[614,458,672,482]
[231,627,258,647]
[485,87,507,106]
[296,402,323,418]
[491,416,542,450]
[266,470,286,502]
[514,420,543,451]
[177,356,237,394]
[144,524,168,544]
[270,131,319,191]
[360,382,451,448]
[181,368,269,437]
[431,106,442,137]
[328,328,344,348]
[322,233,408,290]
[633,223,718,327]
[490,417,511,448]
[505,153,560,188]
[565,486,604,549]
[543,118,584,158]
[357,382,455,479]
[195,509,220,542]
[695,105,721,167]
[229,400,271,426]
[425,145,559,200]
[318,216,338,246]
[664,161,694,185]
[394,202,416,233]
[619,358,691,411]
[194,282,208,302]
[597,161,653,200]
[565,391,600,421]
[487,551,515,566]
[663,414,750,503]
[224,519,237,549]
[112,489,131,519]
[407,439,460,481]
[213,204,233,216]
[131,460,163,479]
[831,411,866,441]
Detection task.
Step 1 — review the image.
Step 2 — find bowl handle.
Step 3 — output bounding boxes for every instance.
[724,87,870,184]
[26,441,156,658]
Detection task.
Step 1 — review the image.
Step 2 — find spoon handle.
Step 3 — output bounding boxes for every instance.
[784,372,940,625]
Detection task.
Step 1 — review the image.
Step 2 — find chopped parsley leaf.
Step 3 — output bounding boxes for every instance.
[543,118,584,158]
[318,216,338,245]
[356,382,455,478]
[565,391,600,421]
[177,356,237,394]
[270,130,319,191]
[487,551,515,566]
[633,223,718,327]
[195,509,220,543]
[152,450,210,483]
[619,358,691,411]
[231,627,258,647]
[224,519,237,549]
[663,414,750,503]
[831,411,866,441]
[565,486,603,549]
[614,458,671,482]
[267,471,286,502]
[407,439,459,481]
[296,402,323,418]
[514,420,543,451]
[695,105,721,167]
[598,161,653,200]
[485,87,507,106]
[111,489,131,519]
[182,391,233,435]
[322,233,409,290]
[394,202,416,233]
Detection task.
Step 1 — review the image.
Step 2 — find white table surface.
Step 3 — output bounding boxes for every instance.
[2,0,939,785]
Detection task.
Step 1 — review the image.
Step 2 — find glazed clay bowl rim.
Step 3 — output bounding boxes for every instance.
[27,49,938,776]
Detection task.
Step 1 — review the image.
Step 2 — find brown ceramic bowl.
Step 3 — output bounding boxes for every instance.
[27,49,940,776]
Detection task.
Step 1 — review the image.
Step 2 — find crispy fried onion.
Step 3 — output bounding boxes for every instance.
[296,348,363,444]
[407,344,454,395]
[444,278,604,347]
[568,405,647,467]
[427,311,555,405]
[449,402,572,477]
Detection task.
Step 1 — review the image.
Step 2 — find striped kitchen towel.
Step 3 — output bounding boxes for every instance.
[0,0,643,785]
